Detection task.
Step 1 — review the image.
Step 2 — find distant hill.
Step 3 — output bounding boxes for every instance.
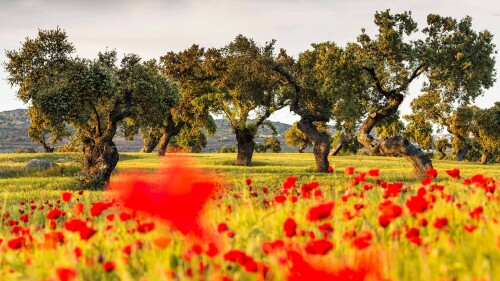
[0,109,294,153]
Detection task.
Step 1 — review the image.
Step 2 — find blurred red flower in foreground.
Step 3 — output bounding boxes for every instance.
[56,267,77,281]
[286,248,389,281]
[108,156,218,238]
[307,202,334,221]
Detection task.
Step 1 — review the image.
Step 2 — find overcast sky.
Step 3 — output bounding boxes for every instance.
[1,0,499,124]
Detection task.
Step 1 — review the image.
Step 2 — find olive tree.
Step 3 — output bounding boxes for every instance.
[163,36,286,165]
[5,29,176,187]
[27,107,71,152]
[275,42,368,172]
[285,122,311,153]
[473,103,500,164]
[354,11,496,177]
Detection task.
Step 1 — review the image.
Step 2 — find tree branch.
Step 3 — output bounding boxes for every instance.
[363,66,390,98]
[91,104,102,136]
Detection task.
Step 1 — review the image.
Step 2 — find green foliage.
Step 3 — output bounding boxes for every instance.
[27,107,71,152]
[172,126,208,153]
[57,135,83,153]
[403,114,433,150]
[474,102,500,153]
[15,147,36,154]
[219,146,236,153]
[331,131,361,155]
[4,28,176,183]
[377,112,406,139]
[284,122,311,152]
[355,10,496,144]
[264,136,281,153]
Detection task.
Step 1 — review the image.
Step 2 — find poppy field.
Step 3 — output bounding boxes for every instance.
[0,153,499,281]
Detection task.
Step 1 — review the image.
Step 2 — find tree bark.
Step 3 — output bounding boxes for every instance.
[357,94,433,178]
[452,133,470,161]
[480,150,489,165]
[140,135,160,153]
[437,148,447,160]
[235,127,255,166]
[39,137,54,153]
[81,138,119,189]
[298,118,330,172]
[455,144,471,161]
[157,115,184,157]
[330,134,352,156]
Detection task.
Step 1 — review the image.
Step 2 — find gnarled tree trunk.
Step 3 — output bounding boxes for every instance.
[39,136,55,153]
[357,94,432,178]
[81,126,119,189]
[298,118,330,172]
[455,144,471,161]
[140,135,160,153]
[330,134,352,156]
[480,150,490,165]
[157,115,185,157]
[437,148,447,160]
[235,127,255,166]
[454,134,470,161]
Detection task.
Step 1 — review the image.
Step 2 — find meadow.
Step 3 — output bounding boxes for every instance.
[0,152,499,280]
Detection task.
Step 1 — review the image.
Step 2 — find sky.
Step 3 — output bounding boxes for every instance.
[1,0,499,124]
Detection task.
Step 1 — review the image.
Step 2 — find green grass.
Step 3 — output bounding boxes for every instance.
[0,152,499,280]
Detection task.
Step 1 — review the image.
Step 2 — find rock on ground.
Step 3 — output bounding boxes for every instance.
[25,159,57,169]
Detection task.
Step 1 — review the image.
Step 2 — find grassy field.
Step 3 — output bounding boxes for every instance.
[0,152,499,280]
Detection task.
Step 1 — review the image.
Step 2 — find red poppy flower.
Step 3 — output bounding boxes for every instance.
[20,214,29,223]
[327,166,334,173]
[61,192,72,202]
[283,177,297,191]
[64,218,86,232]
[45,231,65,244]
[90,202,111,217]
[464,224,477,233]
[351,234,372,250]
[406,194,428,216]
[245,178,252,185]
[318,222,333,238]
[344,166,355,176]
[283,218,297,238]
[64,218,96,240]
[137,222,155,233]
[47,208,63,220]
[102,261,115,272]
[206,242,219,257]
[217,223,228,233]
[445,168,461,179]
[469,206,483,220]
[426,168,438,178]
[109,157,217,238]
[72,203,84,217]
[433,217,448,230]
[307,202,334,221]
[383,182,403,198]
[153,236,172,249]
[56,267,77,281]
[261,239,285,255]
[274,195,287,203]
[367,169,380,177]
[305,239,334,255]
[7,236,26,250]
[119,212,132,221]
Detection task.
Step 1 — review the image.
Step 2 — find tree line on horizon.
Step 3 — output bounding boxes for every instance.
[3,10,498,188]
